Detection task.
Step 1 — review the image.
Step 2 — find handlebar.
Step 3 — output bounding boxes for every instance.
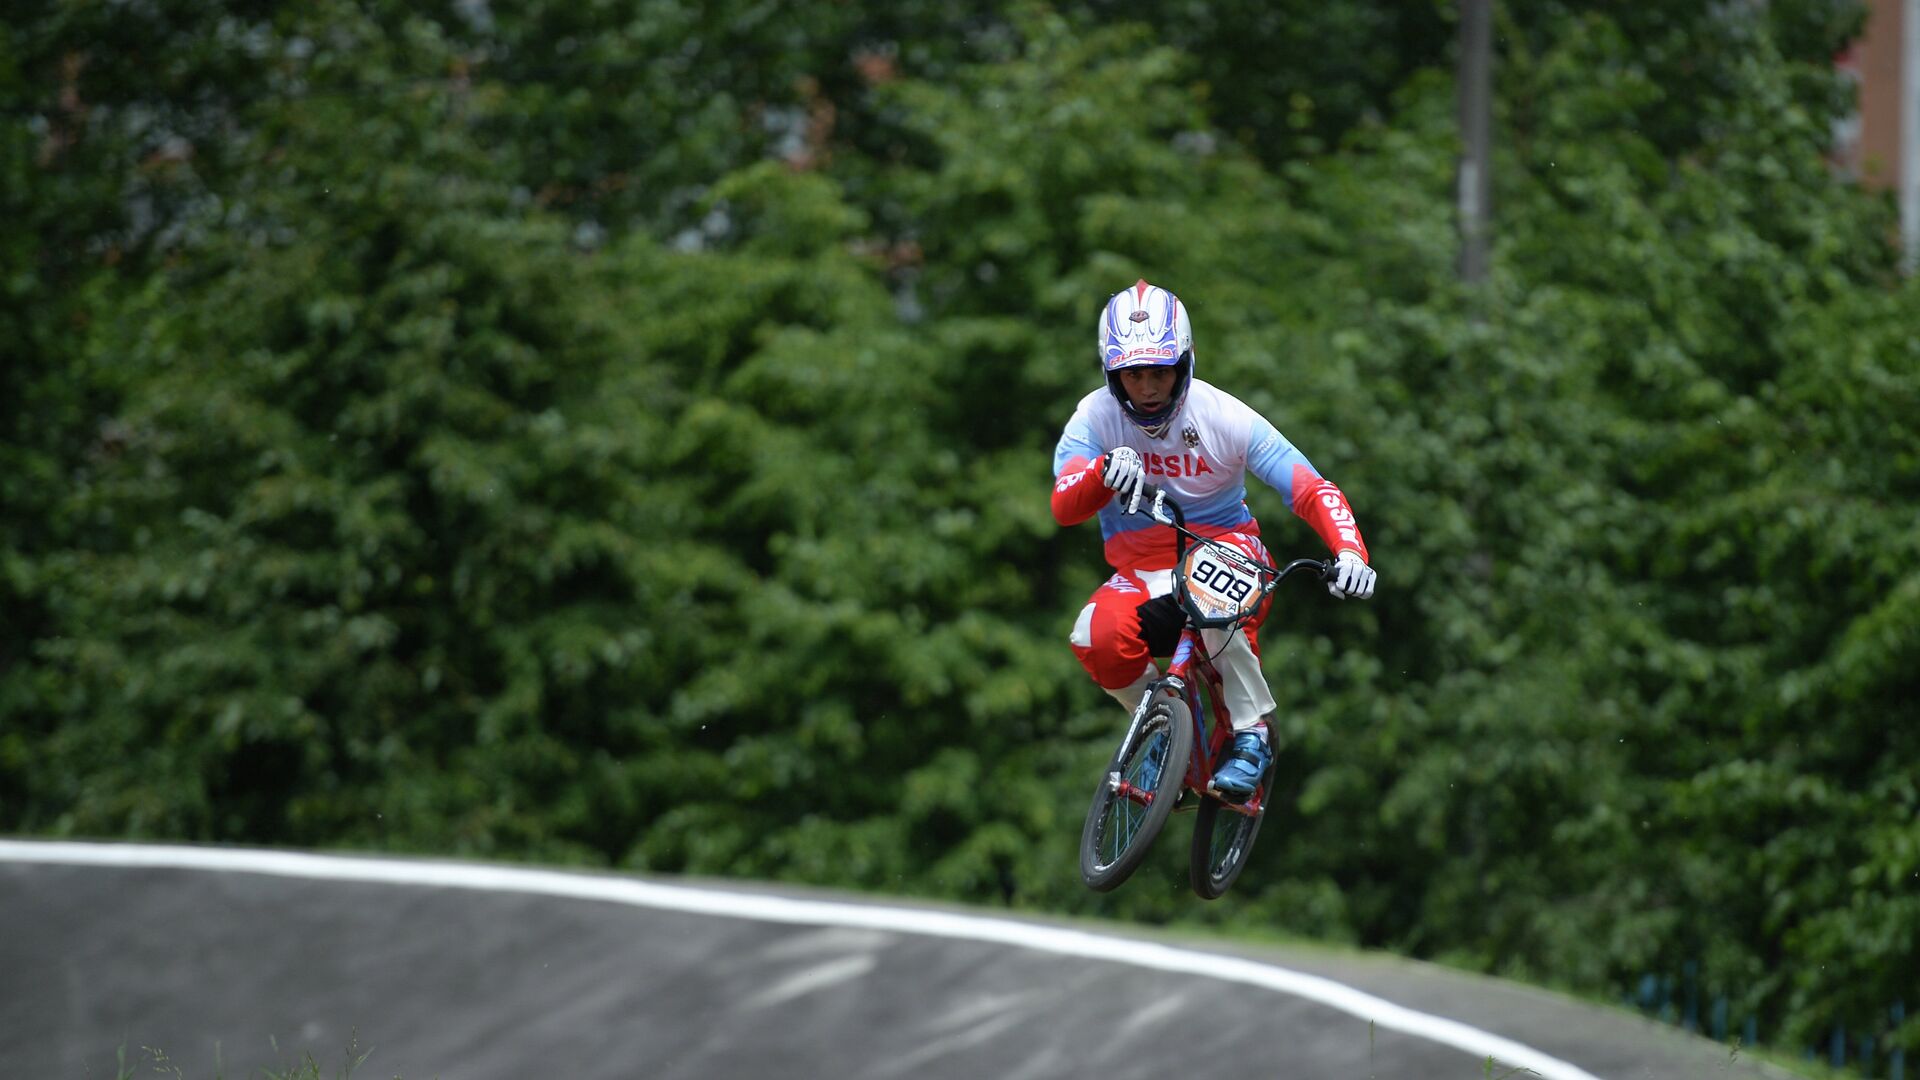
[1126,482,1180,526]
[1274,556,1335,584]
[1123,483,1332,585]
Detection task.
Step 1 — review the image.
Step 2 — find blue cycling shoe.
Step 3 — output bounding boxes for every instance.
[1133,730,1169,793]
[1210,727,1271,800]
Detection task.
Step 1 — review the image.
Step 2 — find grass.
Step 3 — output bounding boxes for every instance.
[113,1032,398,1080]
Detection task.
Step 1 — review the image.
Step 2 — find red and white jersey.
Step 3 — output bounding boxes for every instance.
[1050,379,1368,572]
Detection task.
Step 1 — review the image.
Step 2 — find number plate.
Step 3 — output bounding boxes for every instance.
[1181,546,1264,620]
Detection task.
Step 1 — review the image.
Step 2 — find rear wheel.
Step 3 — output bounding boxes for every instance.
[1080,698,1193,892]
[1189,784,1269,900]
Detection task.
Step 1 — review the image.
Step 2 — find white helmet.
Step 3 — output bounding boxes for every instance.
[1098,279,1194,437]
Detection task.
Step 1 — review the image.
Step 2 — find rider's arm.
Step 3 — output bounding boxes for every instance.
[1051,412,1112,526]
[1052,457,1114,525]
[1245,416,1370,562]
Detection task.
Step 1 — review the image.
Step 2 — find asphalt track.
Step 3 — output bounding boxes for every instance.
[0,841,1806,1080]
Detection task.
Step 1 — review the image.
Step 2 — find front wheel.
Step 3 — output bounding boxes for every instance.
[1189,786,1269,900]
[1080,698,1194,892]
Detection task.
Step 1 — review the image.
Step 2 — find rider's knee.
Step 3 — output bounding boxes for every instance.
[1078,646,1151,690]
[1070,605,1151,690]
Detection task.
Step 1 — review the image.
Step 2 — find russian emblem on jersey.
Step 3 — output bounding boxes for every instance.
[1182,422,1200,448]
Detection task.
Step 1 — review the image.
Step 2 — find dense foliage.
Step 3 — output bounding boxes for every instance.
[5,0,1914,1064]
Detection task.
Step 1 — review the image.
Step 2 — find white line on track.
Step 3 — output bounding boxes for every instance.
[0,840,1605,1080]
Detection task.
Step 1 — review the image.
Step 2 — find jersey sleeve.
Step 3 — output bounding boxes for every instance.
[1246,415,1370,562]
[1051,407,1112,526]
[1245,415,1313,499]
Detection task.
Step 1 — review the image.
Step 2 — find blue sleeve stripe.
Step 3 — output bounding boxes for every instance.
[1245,417,1317,504]
[1054,413,1103,475]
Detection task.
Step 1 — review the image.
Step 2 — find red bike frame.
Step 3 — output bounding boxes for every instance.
[1109,623,1265,818]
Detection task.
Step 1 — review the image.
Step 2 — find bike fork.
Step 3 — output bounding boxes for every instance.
[1115,676,1185,761]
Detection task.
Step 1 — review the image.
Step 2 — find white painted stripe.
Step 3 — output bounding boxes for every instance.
[0,840,1604,1080]
[740,953,877,1010]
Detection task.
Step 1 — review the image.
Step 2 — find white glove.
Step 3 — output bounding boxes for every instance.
[1328,550,1376,600]
[1101,447,1146,507]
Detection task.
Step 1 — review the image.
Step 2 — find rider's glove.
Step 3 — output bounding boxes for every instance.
[1101,447,1146,507]
[1328,550,1376,600]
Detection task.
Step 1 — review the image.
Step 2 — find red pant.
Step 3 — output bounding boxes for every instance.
[1069,534,1271,690]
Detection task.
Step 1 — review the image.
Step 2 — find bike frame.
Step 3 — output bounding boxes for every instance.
[1162,631,1263,817]
[1111,486,1329,820]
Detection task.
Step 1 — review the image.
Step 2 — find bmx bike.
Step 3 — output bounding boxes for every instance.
[1078,485,1332,899]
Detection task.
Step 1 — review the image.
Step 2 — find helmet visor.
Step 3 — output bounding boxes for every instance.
[1104,348,1181,372]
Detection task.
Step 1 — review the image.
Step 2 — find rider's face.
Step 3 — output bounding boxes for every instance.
[1120,367,1177,413]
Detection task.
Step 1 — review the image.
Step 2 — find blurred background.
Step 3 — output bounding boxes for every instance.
[3,0,1916,1074]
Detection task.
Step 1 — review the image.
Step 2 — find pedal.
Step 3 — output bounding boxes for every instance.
[1206,780,1254,806]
